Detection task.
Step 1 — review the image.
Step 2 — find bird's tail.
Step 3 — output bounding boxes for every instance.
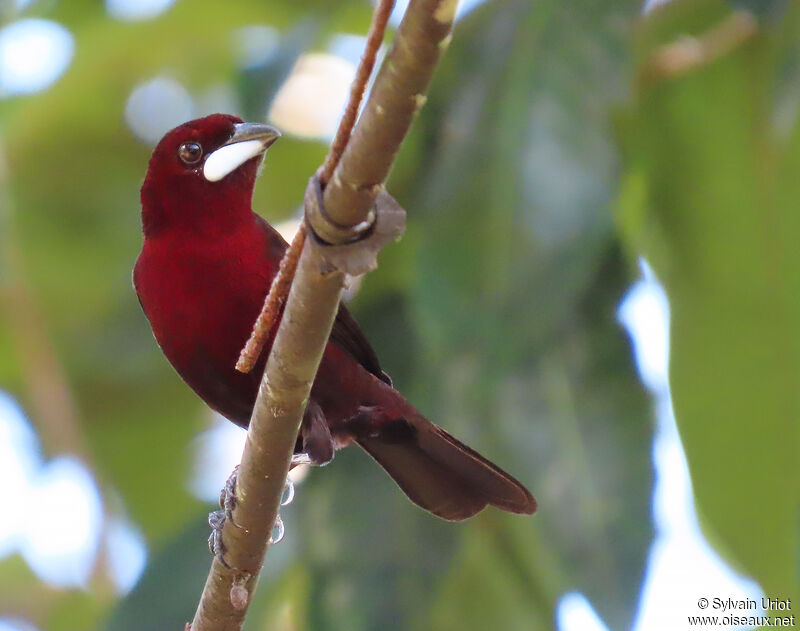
[350,393,536,521]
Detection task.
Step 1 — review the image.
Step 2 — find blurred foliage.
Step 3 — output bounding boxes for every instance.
[6,0,796,629]
[617,0,800,609]
[392,1,651,629]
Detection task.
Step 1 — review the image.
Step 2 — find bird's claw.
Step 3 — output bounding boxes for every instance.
[207,466,247,568]
[208,509,230,568]
[207,465,296,563]
[219,465,245,528]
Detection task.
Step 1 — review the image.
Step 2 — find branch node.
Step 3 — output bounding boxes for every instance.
[304,173,406,275]
[305,170,374,245]
[230,573,251,610]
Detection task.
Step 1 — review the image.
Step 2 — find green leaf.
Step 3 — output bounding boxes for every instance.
[617,0,800,603]
[105,517,213,630]
[0,555,106,631]
[376,0,654,628]
[430,518,560,631]
[289,448,462,631]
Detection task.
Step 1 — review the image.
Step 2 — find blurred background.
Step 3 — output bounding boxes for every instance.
[0,0,797,629]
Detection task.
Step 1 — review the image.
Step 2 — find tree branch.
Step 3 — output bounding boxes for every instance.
[235,0,395,374]
[324,0,457,225]
[189,1,458,629]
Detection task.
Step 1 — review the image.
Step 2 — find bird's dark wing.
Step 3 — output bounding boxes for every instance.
[331,303,392,385]
[255,213,391,385]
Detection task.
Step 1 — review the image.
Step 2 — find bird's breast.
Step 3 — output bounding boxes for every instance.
[134,227,275,425]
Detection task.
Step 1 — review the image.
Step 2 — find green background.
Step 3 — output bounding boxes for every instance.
[0,0,797,628]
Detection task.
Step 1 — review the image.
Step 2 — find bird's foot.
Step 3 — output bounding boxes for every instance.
[207,509,229,567]
[207,466,295,562]
[207,465,246,568]
[219,465,243,524]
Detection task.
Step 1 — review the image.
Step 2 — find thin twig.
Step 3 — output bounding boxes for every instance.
[645,11,757,80]
[191,0,457,628]
[235,222,306,373]
[322,0,457,225]
[320,0,396,185]
[235,0,395,374]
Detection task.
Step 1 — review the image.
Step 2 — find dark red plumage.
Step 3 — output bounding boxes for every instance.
[134,114,536,520]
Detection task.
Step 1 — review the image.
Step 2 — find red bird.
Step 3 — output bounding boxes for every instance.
[134,114,536,521]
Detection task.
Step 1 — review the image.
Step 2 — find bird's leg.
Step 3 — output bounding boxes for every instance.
[207,465,245,567]
[220,464,241,521]
[295,399,335,467]
[207,511,229,567]
[209,402,331,562]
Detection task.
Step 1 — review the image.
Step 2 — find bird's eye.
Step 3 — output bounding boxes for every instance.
[178,142,203,165]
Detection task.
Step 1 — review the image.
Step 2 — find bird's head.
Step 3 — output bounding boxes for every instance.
[140,113,280,237]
